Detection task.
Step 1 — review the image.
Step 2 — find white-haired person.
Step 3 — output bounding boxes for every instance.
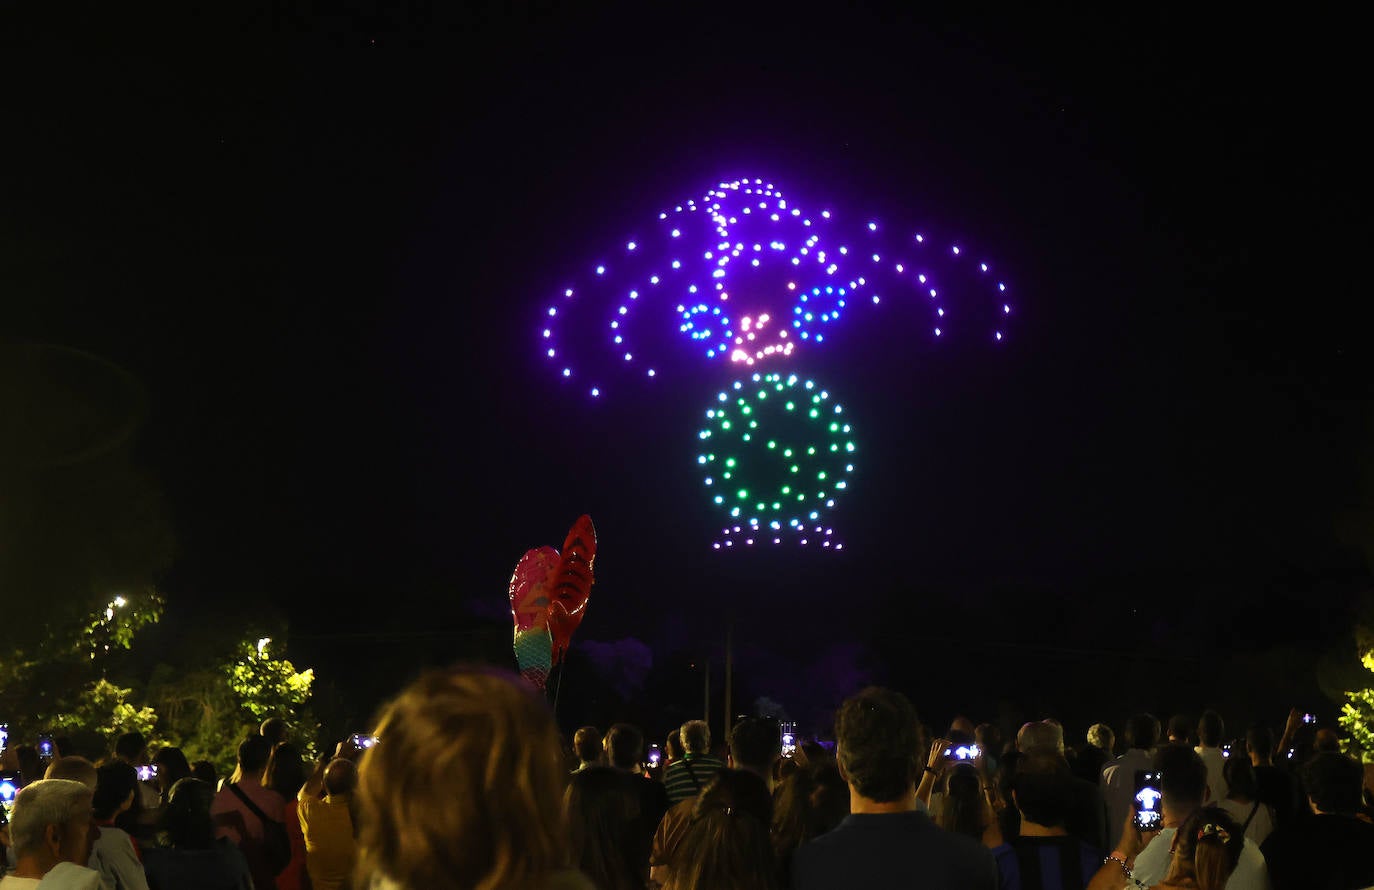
[353,665,594,890]
[0,778,102,888]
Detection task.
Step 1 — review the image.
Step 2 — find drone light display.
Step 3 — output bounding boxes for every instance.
[540,178,1011,548]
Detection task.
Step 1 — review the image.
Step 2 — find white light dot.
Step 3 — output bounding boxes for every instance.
[868,221,877,231]
[627,241,637,251]
[596,265,605,275]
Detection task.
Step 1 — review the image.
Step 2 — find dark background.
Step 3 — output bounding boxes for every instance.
[3,8,1368,745]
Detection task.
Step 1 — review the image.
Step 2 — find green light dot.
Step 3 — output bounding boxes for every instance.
[775,383,784,392]
[772,502,781,510]
[726,458,736,468]
[796,493,805,501]
[783,449,793,458]
[723,471,732,480]
[741,405,752,415]
[721,420,731,430]
[756,502,765,511]
[809,409,819,419]
[758,391,767,400]
[807,446,816,455]
[781,486,791,495]
[812,395,821,404]
[737,489,749,500]
[748,420,758,428]
[846,442,855,452]
[767,440,777,449]
[742,434,751,442]
[829,422,839,432]
[790,465,799,473]
[818,471,827,480]
[830,443,839,452]
[786,401,795,411]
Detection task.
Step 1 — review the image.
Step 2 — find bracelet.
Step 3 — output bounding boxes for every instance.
[923,765,938,775]
[1102,854,1147,890]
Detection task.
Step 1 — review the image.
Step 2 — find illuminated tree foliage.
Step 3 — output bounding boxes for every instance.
[1339,626,1374,762]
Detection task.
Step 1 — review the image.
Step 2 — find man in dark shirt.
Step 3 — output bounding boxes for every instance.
[1261,751,1374,890]
[792,686,997,890]
[604,723,669,838]
[1247,725,1299,830]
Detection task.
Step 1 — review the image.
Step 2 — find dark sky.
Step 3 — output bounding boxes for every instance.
[4,9,1369,733]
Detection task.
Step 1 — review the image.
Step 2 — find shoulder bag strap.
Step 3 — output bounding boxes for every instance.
[226,782,276,828]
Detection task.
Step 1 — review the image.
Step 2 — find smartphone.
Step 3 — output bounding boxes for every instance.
[1222,743,1231,759]
[37,735,54,760]
[136,764,159,782]
[349,733,379,750]
[1133,770,1164,831]
[944,744,981,761]
[0,770,20,819]
[780,722,797,759]
[0,723,8,755]
[647,744,662,768]
[1302,713,1316,725]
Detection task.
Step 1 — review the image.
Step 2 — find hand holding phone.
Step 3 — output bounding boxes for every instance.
[1302,713,1316,725]
[136,764,159,783]
[1132,770,1164,832]
[647,744,662,768]
[944,743,981,761]
[348,733,379,751]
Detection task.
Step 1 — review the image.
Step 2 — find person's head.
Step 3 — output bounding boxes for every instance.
[1126,713,1161,751]
[264,742,307,798]
[322,758,358,798]
[93,761,138,821]
[1313,727,1342,753]
[665,769,776,890]
[1222,754,1257,801]
[7,779,97,873]
[1167,714,1192,744]
[1165,807,1244,890]
[975,724,1003,758]
[1155,746,1208,821]
[1197,711,1225,748]
[834,686,920,804]
[604,724,644,771]
[573,726,603,766]
[113,731,147,764]
[190,760,217,786]
[948,715,976,739]
[1016,720,1064,755]
[1010,752,1073,829]
[1246,725,1275,765]
[15,745,43,784]
[1301,752,1364,815]
[43,756,97,790]
[665,729,684,763]
[259,717,289,747]
[235,734,272,781]
[151,747,192,796]
[1087,723,1115,753]
[355,665,569,889]
[163,778,217,849]
[565,766,647,890]
[728,718,780,778]
[934,762,987,841]
[680,719,711,756]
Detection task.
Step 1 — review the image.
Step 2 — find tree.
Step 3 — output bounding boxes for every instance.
[1339,623,1374,762]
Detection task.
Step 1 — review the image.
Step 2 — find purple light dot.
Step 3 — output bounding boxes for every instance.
[821,210,830,218]
[624,353,632,361]
[952,246,960,255]
[627,241,637,251]
[1003,304,1010,313]
[548,307,557,317]
[562,368,571,376]
[618,306,628,315]
[868,221,877,231]
[995,331,1003,341]
[872,254,880,262]
[915,234,924,242]
[647,369,655,377]
[872,295,880,304]
[980,263,988,271]
[542,329,551,337]
[547,348,555,357]
[596,265,606,275]
[934,327,942,336]
[650,276,660,284]
[564,288,574,297]
[998,282,1006,291]
[591,387,600,396]
[671,229,681,238]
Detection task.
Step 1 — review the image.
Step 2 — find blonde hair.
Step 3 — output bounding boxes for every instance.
[354,666,569,890]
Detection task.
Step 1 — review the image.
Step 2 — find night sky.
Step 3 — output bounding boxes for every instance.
[5,10,1368,738]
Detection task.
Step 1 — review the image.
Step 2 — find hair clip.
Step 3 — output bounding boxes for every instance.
[1197,823,1231,843]
[723,806,735,816]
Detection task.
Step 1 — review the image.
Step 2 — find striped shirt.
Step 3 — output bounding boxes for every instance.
[662,754,726,804]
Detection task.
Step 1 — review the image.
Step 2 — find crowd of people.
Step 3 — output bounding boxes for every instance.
[2,669,1373,889]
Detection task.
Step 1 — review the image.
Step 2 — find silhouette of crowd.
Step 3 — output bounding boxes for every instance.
[2,670,1372,889]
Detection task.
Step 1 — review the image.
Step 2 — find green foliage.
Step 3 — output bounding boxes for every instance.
[1338,627,1374,762]
[47,679,158,742]
[148,636,320,775]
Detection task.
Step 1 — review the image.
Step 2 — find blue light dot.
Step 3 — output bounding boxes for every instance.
[596,265,605,275]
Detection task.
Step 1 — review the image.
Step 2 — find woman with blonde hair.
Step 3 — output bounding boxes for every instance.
[1154,807,1244,890]
[354,665,594,890]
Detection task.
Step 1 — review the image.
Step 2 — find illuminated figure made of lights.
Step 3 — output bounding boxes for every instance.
[540,179,1011,549]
